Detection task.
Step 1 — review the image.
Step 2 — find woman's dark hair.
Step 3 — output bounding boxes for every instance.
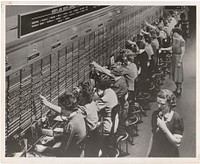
[149,29,158,39]
[172,27,182,36]
[157,24,163,31]
[125,41,133,50]
[97,78,112,90]
[130,35,137,42]
[126,49,136,62]
[119,49,136,63]
[144,36,152,44]
[137,34,144,41]
[159,16,164,22]
[163,20,168,26]
[146,26,152,33]
[180,13,186,20]
[58,93,78,112]
[133,44,138,53]
[169,10,175,16]
[126,40,138,53]
[157,89,177,109]
[137,40,146,50]
[115,54,124,63]
[163,11,170,19]
[77,81,93,105]
[110,64,123,77]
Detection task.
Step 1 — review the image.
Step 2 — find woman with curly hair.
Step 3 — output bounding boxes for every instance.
[74,81,100,157]
[36,93,87,157]
[148,89,184,157]
[95,78,118,157]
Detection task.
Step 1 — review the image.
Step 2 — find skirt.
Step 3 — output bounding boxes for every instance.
[169,53,184,83]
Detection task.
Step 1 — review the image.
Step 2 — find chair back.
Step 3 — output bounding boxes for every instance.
[77,134,87,157]
[111,104,120,135]
[107,146,120,157]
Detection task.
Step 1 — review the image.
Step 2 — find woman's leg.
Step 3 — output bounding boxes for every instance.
[100,135,110,157]
[85,129,100,157]
[127,90,135,105]
[175,82,182,94]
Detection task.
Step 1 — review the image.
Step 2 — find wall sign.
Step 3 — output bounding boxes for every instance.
[51,42,61,50]
[165,6,182,10]
[18,5,108,38]
[6,66,12,72]
[27,52,40,62]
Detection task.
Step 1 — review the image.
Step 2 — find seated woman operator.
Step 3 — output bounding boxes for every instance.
[94,77,118,157]
[73,81,101,157]
[35,93,87,157]
[90,61,128,124]
[91,49,138,105]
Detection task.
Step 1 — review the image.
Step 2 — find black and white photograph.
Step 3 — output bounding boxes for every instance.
[0,1,199,163]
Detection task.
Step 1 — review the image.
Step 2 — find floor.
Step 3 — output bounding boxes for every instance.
[123,21,196,158]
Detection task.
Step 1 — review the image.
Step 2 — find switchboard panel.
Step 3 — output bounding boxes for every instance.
[5,6,164,153]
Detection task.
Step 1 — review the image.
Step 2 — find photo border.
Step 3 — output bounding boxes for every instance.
[1,1,199,163]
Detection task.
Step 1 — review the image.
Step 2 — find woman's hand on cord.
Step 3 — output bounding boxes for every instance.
[34,144,47,153]
[157,117,167,133]
[41,136,54,145]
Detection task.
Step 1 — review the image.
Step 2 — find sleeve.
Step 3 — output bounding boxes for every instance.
[60,123,75,152]
[180,39,185,47]
[144,51,149,62]
[111,82,120,92]
[175,20,181,28]
[96,98,109,111]
[78,106,87,117]
[156,40,160,50]
[149,45,154,56]
[54,132,64,142]
[92,62,112,76]
[174,115,184,135]
[54,121,73,142]
[151,111,159,134]
[122,66,130,75]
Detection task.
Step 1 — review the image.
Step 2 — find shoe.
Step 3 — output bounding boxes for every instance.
[173,88,182,96]
[176,88,182,95]
[173,90,178,96]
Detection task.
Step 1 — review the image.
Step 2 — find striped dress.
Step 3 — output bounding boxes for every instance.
[170,36,185,83]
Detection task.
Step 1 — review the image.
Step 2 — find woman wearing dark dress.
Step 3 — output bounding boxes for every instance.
[136,40,149,79]
[148,89,184,157]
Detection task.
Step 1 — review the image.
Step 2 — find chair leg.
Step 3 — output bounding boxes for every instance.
[139,113,142,123]
[118,141,129,156]
[118,143,121,154]
[129,134,134,145]
[126,140,129,154]
[135,127,138,136]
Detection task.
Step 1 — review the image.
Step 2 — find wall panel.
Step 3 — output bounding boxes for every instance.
[5,6,164,147]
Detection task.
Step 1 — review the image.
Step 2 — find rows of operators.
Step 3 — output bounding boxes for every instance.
[34,8,188,157]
